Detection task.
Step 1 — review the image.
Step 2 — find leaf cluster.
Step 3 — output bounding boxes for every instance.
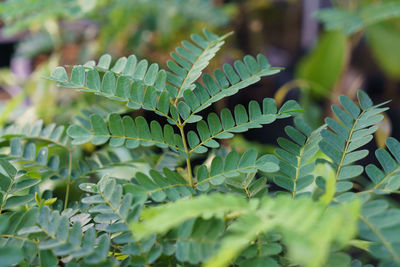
[0,29,399,267]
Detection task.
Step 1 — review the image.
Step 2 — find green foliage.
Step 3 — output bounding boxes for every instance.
[319,91,388,196]
[1,29,400,267]
[366,137,400,194]
[315,1,400,35]
[132,193,360,267]
[0,0,88,36]
[314,0,400,80]
[365,21,400,79]
[272,118,323,196]
[0,0,229,58]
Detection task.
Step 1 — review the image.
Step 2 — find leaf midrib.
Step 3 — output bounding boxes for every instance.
[173,38,226,104]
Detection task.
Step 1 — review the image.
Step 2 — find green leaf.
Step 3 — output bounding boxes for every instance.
[67,125,93,145]
[366,22,400,79]
[296,31,347,96]
[338,165,363,180]
[40,250,59,267]
[86,69,101,91]
[0,158,17,178]
[316,1,400,34]
[4,194,34,209]
[49,67,68,83]
[0,246,24,267]
[357,90,373,110]
[70,65,85,86]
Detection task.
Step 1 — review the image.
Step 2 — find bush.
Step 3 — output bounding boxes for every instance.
[0,29,399,267]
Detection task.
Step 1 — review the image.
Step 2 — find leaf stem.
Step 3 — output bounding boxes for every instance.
[360,215,400,262]
[335,111,364,181]
[64,149,72,210]
[177,120,194,188]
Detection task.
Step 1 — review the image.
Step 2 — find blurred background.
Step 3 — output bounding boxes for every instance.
[0,0,399,160]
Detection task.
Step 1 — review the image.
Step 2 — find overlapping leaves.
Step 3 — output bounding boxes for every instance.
[195,149,279,191]
[0,120,68,148]
[131,193,360,267]
[80,175,162,263]
[186,98,302,154]
[359,199,400,264]
[365,137,400,194]
[178,54,282,124]
[4,206,109,265]
[125,168,193,202]
[4,138,64,180]
[166,29,231,100]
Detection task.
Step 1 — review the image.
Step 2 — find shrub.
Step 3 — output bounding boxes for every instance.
[0,29,398,267]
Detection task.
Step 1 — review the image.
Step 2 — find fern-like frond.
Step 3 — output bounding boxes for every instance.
[225,172,269,199]
[365,137,400,194]
[186,98,302,154]
[0,120,68,149]
[4,139,150,185]
[0,0,84,36]
[124,168,194,202]
[130,193,249,240]
[315,1,400,34]
[359,199,400,263]
[0,207,40,264]
[67,113,185,154]
[80,175,136,232]
[0,159,39,212]
[319,90,388,192]
[180,54,282,124]
[131,193,359,267]
[205,196,359,267]
[80,175,160,263]
[14,206,109,264]
[49,54,175,122]
[162,217,225,264]
[4,138,64,180]
[273,118,323,196]
[74,148,140,179]
[166,29,231,101]
[195,149,279,191]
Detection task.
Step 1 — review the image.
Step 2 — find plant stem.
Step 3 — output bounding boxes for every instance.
[64,150,72,210]
[335,111,363,181]
[177,122,194,188]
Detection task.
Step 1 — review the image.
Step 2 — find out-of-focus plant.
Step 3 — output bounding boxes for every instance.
[0,0,230,59]
[277,0,400,134]
[315,0,400,79]
[0,0,231,126]
[95,0,231,56]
